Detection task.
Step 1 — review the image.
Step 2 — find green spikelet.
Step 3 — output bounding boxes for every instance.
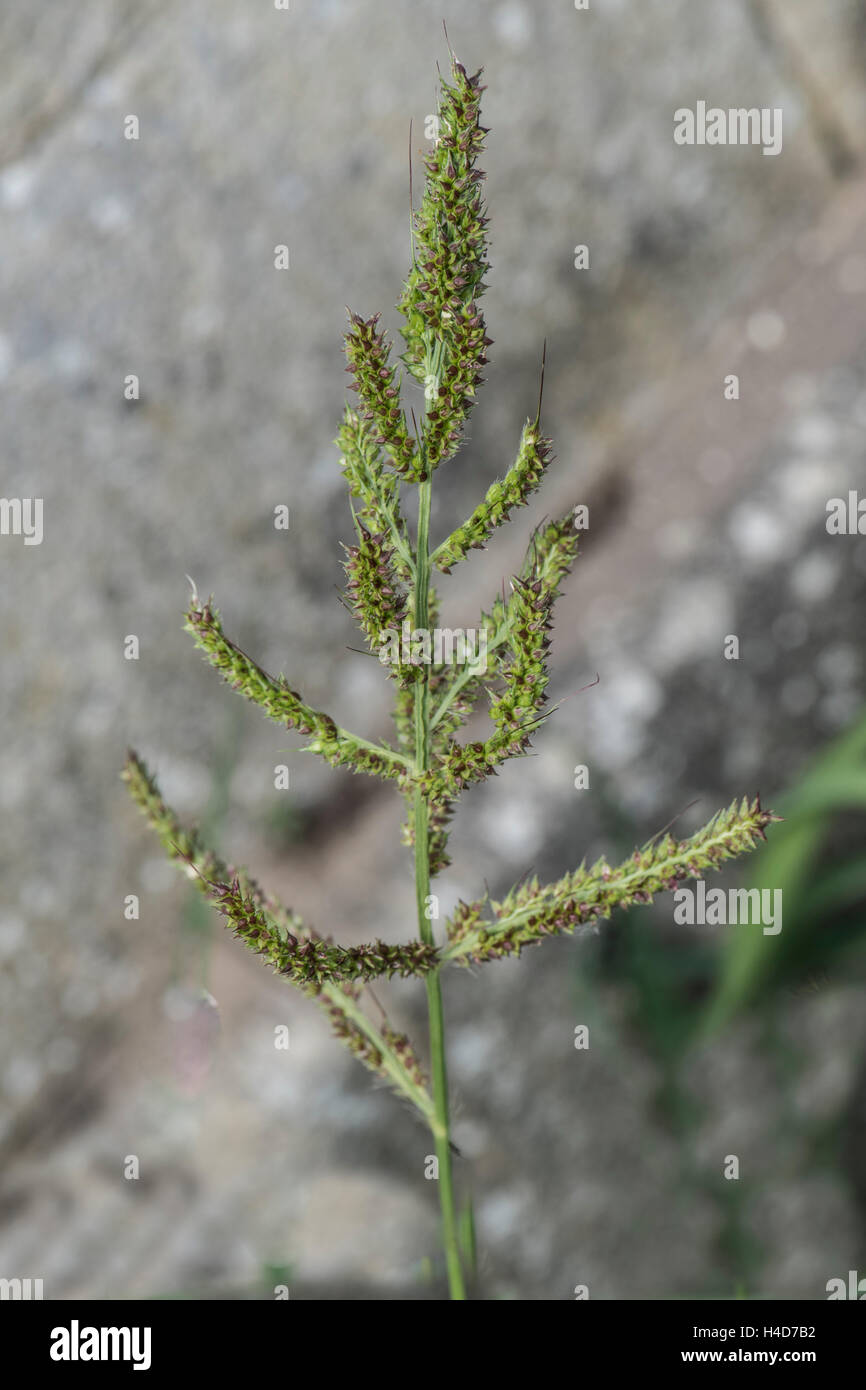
[342,525,408,655]
[398,58,491,473]
[184,593,411,783]
[204,874,439,986]
[344,311,419,480]
[433,418,553,572]
[444,797,782,965]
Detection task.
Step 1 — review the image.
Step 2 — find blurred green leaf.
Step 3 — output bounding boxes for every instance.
[701,708,866,1034]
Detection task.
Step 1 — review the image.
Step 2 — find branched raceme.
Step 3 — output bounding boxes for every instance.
[122,751,434,1122]
[432,417,553,573]
[341,524,408,659]
[397,59,491,473]
[344,312,420,481]
[442,797,778,965]
[125,54,778,1139]
[183,593,412,784]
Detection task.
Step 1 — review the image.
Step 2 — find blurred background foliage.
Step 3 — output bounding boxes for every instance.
[576,706,866,1296]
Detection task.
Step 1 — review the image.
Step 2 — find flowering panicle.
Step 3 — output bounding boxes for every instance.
[432,418,553,573]
[184,594,410,783]
[398,59,491,473]
[123,46,779,1292]
[444,797,780,965]
[344,311,419,480]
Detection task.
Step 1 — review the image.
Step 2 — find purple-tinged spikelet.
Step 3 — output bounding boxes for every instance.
[444,797,781,964]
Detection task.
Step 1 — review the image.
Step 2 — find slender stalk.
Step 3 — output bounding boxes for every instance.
[413,476,465,1300]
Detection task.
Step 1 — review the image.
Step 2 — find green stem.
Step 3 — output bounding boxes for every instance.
[413,475,465,1301]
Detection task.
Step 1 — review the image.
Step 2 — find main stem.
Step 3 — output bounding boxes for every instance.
[413,475,465,1301]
